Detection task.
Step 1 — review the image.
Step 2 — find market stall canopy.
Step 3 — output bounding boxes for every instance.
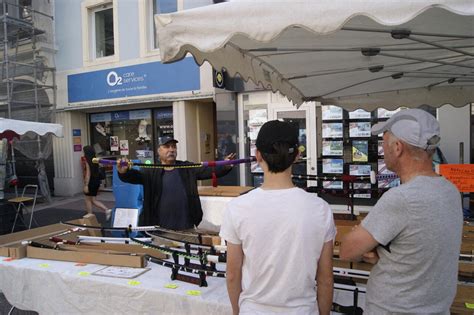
[0,118,64,138]
[155,0,474,110]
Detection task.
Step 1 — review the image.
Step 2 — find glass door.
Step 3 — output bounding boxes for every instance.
[275,110,308,188]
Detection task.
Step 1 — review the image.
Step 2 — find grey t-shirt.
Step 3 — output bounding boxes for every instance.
[362,176,462,315]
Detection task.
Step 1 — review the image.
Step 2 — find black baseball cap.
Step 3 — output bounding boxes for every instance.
[256,120,298,154]
[158,136,178,146]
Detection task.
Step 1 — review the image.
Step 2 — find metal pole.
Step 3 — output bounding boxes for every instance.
[3,1,11,118]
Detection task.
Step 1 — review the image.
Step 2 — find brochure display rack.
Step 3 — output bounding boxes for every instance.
[317,106,402,206]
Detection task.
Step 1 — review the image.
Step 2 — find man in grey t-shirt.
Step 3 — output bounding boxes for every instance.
[340,109,463,314]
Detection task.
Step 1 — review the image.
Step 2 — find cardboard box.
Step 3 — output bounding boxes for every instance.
[27,245,146,268]
[334,220,360,255]
[0,214,105,259]
[198,186,254,197]
[451,284,474,314]
[1,214,171,267]
[0,221,83,258]
[61,242,167,259]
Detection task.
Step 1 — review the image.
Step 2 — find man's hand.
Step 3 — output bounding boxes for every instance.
[362,250,379,264]
[83,185,89,194]
[223,153,236,170]
[116,158,130,174]
[224,153,236,161]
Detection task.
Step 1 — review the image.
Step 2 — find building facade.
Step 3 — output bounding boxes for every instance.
[53,0,471,214]
[54,0,223,196]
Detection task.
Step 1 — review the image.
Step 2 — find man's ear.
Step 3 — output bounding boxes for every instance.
[256,150,263,162]
[394,139,404,158]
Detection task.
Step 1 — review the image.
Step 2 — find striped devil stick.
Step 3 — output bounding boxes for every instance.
[292,171,399,185]
[92,157,256,169]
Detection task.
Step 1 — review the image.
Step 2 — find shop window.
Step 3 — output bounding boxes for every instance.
[90,110,155,165]
[154,106,174,147]
[313,106,415,207]
[89,107,174,168]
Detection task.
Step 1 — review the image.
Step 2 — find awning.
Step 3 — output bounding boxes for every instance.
[155,0,474,110]
[0,118,64,138]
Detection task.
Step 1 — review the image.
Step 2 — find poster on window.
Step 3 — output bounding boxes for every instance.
[155,107,174,139]
[248,109,267,140]
[322,123,343,138]
[352,140,368,162]
[136,150,153,159]
[322,140,343,156]
[322,159,344,174]
[110,136,119,152]
[349,109,371,119]
[353,182,371,198]
[119,140,129,156]
[323,181,343,189]
[349,122,371,137]
[322,105,343,120]
[377,108,401,118]
[378,159,400,188]
[248,109,267,173]
[349,164,371,176]
[378,140,384,156]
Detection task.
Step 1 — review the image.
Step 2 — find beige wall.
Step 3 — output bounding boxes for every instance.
[173,100,215,185]
[53,111,89,196]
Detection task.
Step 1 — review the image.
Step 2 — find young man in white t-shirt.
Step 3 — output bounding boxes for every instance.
[220,120,336,315]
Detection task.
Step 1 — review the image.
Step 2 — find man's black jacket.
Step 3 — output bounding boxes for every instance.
[118,160,232,227]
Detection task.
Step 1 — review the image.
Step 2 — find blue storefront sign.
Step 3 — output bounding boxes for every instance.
[67,58,200,103]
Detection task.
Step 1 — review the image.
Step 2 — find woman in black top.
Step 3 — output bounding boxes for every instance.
[82,145,112,220]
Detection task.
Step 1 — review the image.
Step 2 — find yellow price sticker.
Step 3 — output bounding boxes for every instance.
[39,263,50,268]
[128,280,141,286]
[164,283,178,289]
[186,290,201,296]
[78,272,90,276]
[465,302,474,309]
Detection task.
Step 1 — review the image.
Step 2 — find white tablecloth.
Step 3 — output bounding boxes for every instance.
[198,196,235,232]
[0,256,231,315]
[0,256,366,314]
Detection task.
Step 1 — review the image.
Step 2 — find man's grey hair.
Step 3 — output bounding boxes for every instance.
[386,131,434,161]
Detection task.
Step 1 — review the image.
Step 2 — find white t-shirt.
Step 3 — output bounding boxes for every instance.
[220,187,336,315]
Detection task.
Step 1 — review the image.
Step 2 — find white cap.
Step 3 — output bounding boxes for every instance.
[371,109,440,150]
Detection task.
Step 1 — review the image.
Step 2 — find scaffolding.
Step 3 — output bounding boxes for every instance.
[0,0,56,121]
[0,0,56,200]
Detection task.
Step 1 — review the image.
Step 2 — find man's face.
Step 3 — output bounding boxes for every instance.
[158,142,177,164]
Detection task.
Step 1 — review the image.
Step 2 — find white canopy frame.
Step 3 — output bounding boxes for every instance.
[0,118,64,201]
[155,0,474,110]
[0,118,64,138]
